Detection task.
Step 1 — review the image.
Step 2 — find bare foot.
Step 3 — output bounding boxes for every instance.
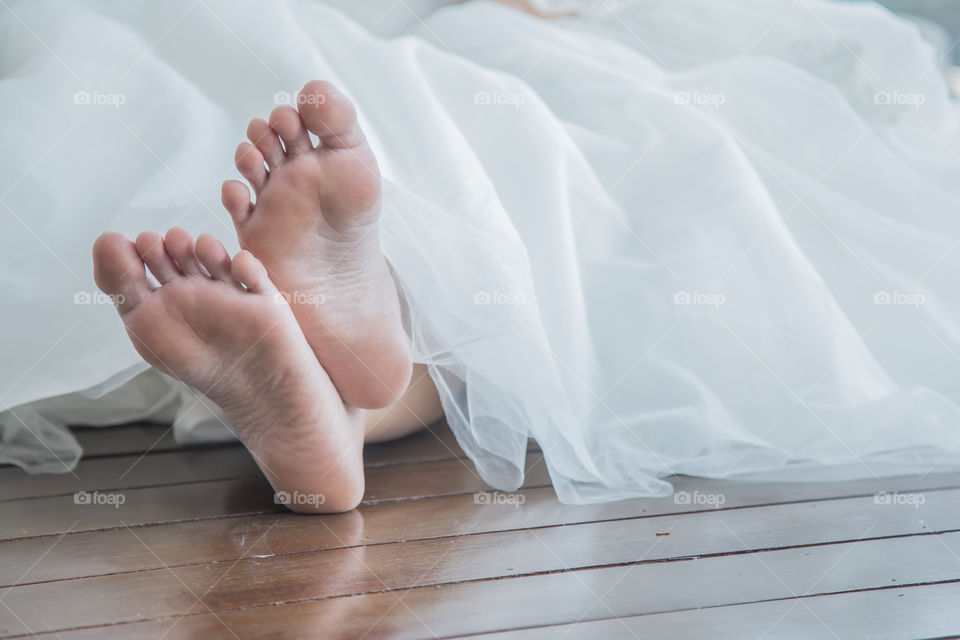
[222,80,411,410]
[92,228,365,512]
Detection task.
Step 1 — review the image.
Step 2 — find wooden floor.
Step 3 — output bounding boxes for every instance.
[1,423,960,639]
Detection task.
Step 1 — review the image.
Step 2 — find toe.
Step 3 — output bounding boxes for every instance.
[135,231,181,284]
[196,233,237,284]
[296,80,365,149]
[164,227,203,276]
[269,105,313,155]
[221,180,252,225]
[92,232,152,314]
[232,250,275,294]
[247,117,285,168]
[235,142,267,193]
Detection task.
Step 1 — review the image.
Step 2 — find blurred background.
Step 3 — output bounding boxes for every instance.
[866,1,959,60]
[845,0,959,94]
[870,0,958,60]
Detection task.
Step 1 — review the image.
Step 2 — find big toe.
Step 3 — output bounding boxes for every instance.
[92,232,152,314]
[297,80,364,149]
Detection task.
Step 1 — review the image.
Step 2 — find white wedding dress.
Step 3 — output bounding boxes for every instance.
[2,0,960,503]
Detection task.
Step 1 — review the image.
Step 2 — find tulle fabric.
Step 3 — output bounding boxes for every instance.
[2,0,960,502]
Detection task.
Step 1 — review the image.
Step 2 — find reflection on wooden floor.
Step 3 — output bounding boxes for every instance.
[1,422,959,638]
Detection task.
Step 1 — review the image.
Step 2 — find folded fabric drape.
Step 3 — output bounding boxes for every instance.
[2,0,959,503]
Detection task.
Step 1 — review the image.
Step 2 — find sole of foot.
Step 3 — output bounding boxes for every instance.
[222,80,412,410]
[92,227,366,513]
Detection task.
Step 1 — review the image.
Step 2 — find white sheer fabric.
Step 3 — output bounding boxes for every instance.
[2,0,960,502]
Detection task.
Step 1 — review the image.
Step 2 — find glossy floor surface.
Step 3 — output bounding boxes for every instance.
[1,422,959,639]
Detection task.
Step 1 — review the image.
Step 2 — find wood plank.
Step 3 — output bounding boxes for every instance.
[364,420,484,466]
[0,477,275,542]
[71,423,179,458]
[70,420,471,465]
[2,487,958,635]
[3,423,470,502]
[2,470,958,585]
[0,456,551,541]
[0,486,581,587]
[0,447,259,502]
[363,454,540,503]
[466,581,960,640]
[28,532,960,639]
[70,419,528,466]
